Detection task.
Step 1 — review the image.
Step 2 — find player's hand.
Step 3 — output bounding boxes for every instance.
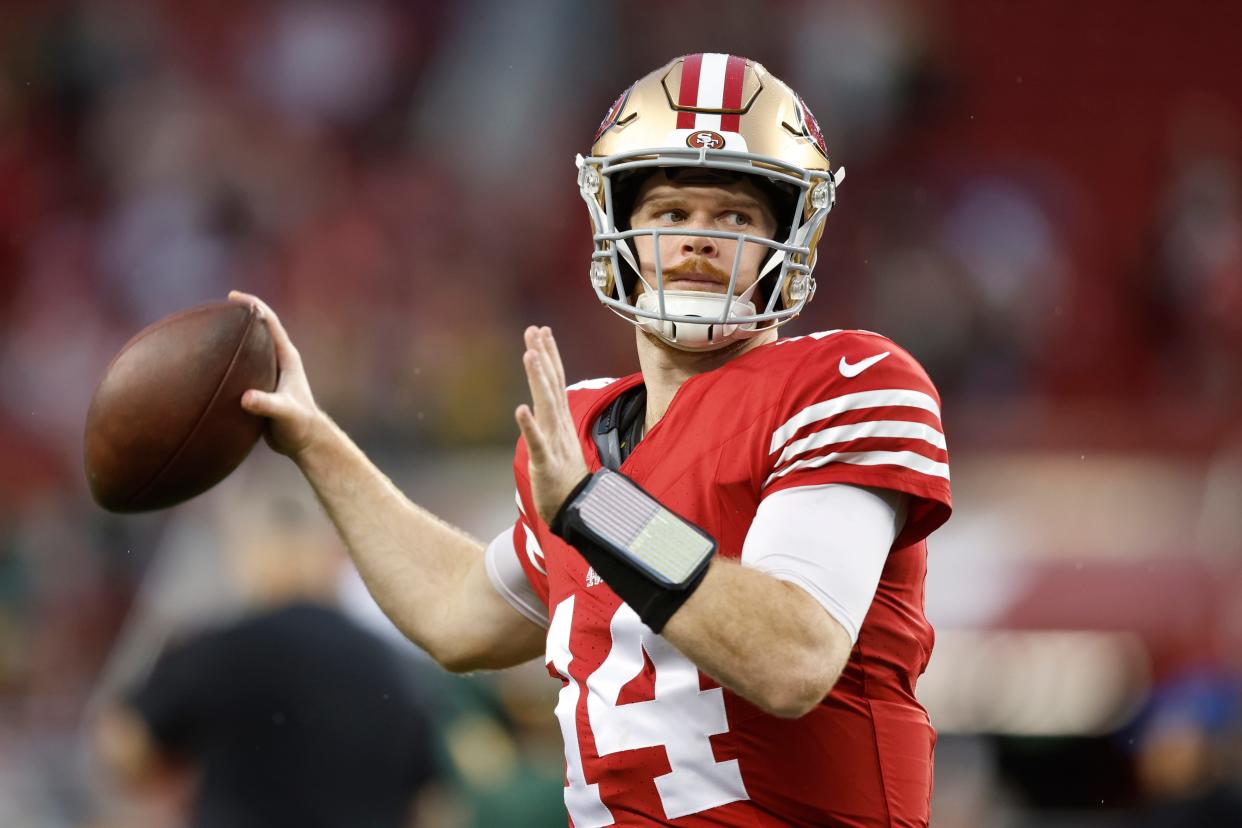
[229,290,325,461]
[515,326,591,525]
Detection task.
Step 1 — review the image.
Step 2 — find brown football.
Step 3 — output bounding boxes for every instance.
[84,300,277,512]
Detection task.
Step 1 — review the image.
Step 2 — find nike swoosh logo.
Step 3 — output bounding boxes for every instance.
[839,351,891,377]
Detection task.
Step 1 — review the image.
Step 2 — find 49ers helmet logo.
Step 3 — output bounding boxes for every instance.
[594,85,632,143]
[686,130,726,149]
[794,95,828,159]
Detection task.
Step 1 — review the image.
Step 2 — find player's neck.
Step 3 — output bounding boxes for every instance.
[636,328,777,432]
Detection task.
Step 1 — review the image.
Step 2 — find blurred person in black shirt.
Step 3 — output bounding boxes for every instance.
[94,495,439,828]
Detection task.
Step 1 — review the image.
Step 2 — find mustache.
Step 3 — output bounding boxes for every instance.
[661,256,732,284]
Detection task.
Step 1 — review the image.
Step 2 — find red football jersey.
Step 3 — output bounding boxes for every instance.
[509,330,952,827]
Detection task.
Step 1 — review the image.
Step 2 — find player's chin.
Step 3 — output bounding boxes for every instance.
[638,327,756,359]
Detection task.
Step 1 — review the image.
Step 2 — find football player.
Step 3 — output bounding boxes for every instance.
[233,53,952,827]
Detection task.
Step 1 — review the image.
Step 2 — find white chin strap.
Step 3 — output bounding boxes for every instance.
[634,290,760,351]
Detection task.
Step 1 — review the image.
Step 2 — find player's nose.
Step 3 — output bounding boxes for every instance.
[679,232,718,257]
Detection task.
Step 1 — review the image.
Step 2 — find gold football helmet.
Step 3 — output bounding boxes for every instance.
[578,53,845,350]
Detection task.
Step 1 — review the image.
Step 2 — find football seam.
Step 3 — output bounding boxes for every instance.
[123,308,260,509]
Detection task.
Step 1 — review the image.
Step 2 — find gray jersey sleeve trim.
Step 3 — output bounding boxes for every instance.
[484,525,550,629]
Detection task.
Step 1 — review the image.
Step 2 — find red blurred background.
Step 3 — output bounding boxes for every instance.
[2,1,1240,825]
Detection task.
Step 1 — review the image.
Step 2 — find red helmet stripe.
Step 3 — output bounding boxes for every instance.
[719,55,746,132]
[676,53,703,129]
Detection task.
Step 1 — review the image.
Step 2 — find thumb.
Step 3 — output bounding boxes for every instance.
[241,389,296,420]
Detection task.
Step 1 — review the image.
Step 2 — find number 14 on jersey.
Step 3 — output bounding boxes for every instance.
[546,595,750,826]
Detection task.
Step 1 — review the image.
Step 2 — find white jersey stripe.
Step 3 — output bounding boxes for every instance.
[694,52,728,130]
[514,492,545,571]
[774,420,947,468]
[522,521,547,573]
[567,377,618,391]
[773,329,844,347]
[765,449,951,488]
[769,389,941,454]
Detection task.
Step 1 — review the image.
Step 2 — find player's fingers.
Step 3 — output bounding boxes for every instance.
[229,291,303,370]
[524,349,560,430]
[541,327,567,391]
[523,330,578,452]
[521,348,545,409]
[523,327,547,386]
[526,326,561,392]
[525,328,573,429]
[229,290,278,327]
[523,325,542,355]
[515,404,546,462]
[533,349,576,443]
[536,332,575,439]
[241,389,295,420]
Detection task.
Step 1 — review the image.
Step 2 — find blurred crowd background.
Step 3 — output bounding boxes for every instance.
[2,0,1241,825]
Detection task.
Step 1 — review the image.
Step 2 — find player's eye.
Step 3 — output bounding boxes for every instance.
[657,209,685,223]
[722,211,750,227]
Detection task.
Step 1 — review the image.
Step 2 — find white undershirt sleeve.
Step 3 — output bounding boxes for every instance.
[741,484,907,643]
[484,526,549,628]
